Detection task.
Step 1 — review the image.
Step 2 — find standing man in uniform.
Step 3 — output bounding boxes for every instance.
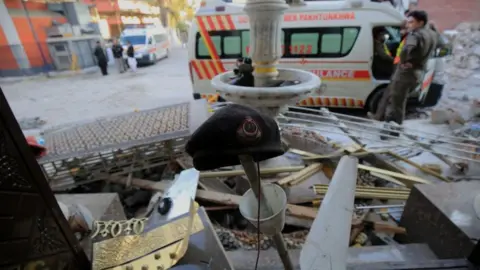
[369,20,408,121]
[380,10,436,138]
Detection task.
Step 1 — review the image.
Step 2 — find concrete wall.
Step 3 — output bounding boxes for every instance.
[417,0,480,30]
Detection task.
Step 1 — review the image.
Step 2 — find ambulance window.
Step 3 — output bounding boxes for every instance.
[197,35,222,57]
[342,28,359,54]
[241,31,250,56]
[291,33,318,54]
[321,33,341,53]
[224,36,241,55]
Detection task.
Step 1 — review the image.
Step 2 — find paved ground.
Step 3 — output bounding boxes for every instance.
[2,48,193,131]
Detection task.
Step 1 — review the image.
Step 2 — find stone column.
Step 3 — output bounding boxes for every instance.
[244,0,288,87]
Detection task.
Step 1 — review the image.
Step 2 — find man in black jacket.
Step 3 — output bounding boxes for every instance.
[112,39,125,73]
[126,41,137,72]
[94,41,108,76]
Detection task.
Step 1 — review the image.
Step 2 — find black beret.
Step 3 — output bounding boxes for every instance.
[186,104,284,171]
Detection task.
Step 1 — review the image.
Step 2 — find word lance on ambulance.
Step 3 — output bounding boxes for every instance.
[246,45,314,55]
[238,12,355,24]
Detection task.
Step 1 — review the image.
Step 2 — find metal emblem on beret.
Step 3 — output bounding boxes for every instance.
[237,117,262,144]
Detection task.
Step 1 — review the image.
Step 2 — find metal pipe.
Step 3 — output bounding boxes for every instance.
[239,155,293,270]
[281,123,480,163]
[355,204,405,210]
[287,105,480,144]
[283,111,480,152]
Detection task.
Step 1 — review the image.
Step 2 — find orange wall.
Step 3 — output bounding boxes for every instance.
[0,27,19,70]
[12,16,67,67]
[4,0,48,10]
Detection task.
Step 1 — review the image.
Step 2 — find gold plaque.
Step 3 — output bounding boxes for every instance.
[92,203,204,270]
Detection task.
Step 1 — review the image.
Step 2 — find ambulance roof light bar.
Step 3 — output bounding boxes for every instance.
[348,0,365,8]
[200,0,226,11]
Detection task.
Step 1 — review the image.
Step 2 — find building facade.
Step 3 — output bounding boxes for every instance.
[0,0,68,76]
[0,0,161,77]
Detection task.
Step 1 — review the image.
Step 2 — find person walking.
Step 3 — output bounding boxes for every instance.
[126,41,137,72]
[94,41,108,76]
[379,10,436,139]
[112,39,126,73]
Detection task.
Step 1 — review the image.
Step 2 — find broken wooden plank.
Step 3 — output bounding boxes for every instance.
[110,177,406,233]
[291,148,429,187]
[301,149,387,161]
[369,171,407,187]
[357,164,431,187]
[199,166,304,178]
[276,163,323,186]
[386,151,450,182]
[108,177,318,221]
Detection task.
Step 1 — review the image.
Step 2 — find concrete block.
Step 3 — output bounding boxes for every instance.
[397,182,480,259]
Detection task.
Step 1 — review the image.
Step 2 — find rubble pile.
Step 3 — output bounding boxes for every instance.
[215,227,307,251]
[438,22,480,120]
[447,22,480,77]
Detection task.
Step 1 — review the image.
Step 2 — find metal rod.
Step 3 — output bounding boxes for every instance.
[288,105,480,144]
[282,112,479,154]
[239,155,293,270]
[355,204,405,210]
[281,123,480,163]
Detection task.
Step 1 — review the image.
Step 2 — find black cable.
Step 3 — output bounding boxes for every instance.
[254,160,261,270]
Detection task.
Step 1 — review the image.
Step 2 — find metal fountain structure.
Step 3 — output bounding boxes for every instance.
[210,0,480,269]
[1,0,480,269]
[210,0,360,269]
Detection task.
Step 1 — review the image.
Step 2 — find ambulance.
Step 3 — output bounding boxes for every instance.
[120,25,171,65]
[188,0,444,112]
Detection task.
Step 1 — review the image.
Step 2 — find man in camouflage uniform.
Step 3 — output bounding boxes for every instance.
[380,10,436,139]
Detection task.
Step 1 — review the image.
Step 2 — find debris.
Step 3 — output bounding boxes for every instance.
[470,99,480,119]
[107,176,319,224]
[352,233,368,247]
[276,163,322,186]
[312,185,410,201]
[357,164,431,187]
[421,163,443,175]
[199,166,304,178]
[18,116,47,130]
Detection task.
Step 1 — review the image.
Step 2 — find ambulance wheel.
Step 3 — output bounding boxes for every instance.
[367,87,387,114]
